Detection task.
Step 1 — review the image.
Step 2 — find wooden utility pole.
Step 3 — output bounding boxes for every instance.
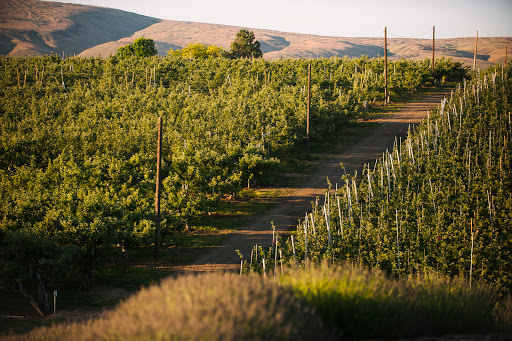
[306,63,311,159]
[432,26,435,76]
[384,27,388,105]
[154,117,162,262]
[473,30,478,71]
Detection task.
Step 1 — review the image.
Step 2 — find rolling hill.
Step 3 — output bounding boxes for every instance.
[1,0,510,68]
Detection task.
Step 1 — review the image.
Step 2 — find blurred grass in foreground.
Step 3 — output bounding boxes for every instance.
[4,263,511,340]
[281,263,512,339]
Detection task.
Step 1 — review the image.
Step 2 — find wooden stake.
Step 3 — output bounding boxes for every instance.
[470,218,474,289]
[274,239,278,277]
[384,27,388,105]
[291,235,297,266]
[60,67,64,89]
[154,117,163,262]
[279,250,283,274]
[396,209,400,278]
[249,248,254,271]
[307,63,311,159]
[432,26,435,76]
[473,30,478,71]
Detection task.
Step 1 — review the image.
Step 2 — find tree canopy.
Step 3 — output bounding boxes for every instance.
[168,42,226,59]
[229,29,263,59]
[117,37,158,58]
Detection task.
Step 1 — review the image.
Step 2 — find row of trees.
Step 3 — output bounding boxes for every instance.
[0,53,468,315]
[118,29,262,59]
[263,64,512,289]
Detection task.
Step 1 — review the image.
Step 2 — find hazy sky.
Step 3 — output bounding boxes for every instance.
[46,0,512,39]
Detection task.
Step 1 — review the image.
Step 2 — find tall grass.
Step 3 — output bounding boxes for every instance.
[5,264,511,340]
[280,263,506,339]
[5,273,333,341]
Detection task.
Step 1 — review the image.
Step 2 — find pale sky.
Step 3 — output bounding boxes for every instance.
[45,0,512,39]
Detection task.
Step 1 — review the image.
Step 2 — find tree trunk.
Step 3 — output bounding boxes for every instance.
[80,243,95,292]
[33,271,50,315]
[25,263,51,316]
[15,280,46,317]
[80,267,93,292]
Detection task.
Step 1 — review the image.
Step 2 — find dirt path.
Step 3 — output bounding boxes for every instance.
[175,89,452,273]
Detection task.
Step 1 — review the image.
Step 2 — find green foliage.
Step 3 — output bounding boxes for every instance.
[116,37,157,58]
[229,29,263,59]
[0,54,465,308]
[434,57,470,82]
[168,42,226,59]
[278,63,512,288]
[0,230,80,315]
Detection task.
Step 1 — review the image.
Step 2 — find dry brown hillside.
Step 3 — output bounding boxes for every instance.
[0,0,160,56]
[0,0,510,67]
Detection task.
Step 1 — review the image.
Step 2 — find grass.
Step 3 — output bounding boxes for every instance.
[4,264,510,340]
[280,263,508,339]
[5,272,334,341]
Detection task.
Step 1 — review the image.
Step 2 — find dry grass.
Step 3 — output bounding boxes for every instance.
[4,265,511,340]
[5,273,333,341]
[0,0,160,56]
[1,0,510,67]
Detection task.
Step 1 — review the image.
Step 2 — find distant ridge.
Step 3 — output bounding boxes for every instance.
[0,0,510,67]
[0,0,160,56]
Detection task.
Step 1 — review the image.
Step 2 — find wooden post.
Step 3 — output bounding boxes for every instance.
[505,46,508,65]
[470,218,474,289]
[154,117,163,262]
[307,63,311,158]
[432,26,435,77]
[473,30,478,71]
[384,27,388,105]
[53,290,57,314]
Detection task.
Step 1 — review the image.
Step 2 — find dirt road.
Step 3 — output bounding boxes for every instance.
[177,89,452,273]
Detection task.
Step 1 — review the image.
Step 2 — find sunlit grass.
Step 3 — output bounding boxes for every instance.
[280,263,508,339]
[5,264,510,340]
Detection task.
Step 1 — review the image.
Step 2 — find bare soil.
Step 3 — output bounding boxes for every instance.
[172,89,453,274]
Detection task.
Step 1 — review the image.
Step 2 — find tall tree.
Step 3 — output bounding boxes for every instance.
[117,37,158,58]
[229,29,263,59]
